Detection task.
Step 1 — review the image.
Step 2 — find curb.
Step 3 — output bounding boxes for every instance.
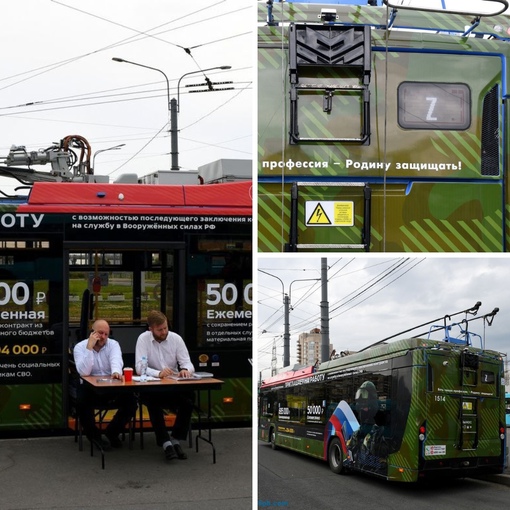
[470,473,510,487]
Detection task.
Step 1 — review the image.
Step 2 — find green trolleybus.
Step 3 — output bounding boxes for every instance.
[258,304,507,482]
[0,176,252,436]
[258,0,510,252]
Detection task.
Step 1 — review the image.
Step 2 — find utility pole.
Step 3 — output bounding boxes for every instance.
[283,293,290,368]
[320,257,330,363]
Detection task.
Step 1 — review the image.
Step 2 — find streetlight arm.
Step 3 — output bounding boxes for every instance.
[112,58,170,109]
[112,57,174,168]
[92,143,126,171]
[288,278,321,305]
[111,59,230,171]
[176,65,231,113]
[258,269,285,300]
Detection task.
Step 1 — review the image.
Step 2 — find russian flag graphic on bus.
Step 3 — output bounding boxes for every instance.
[325,400,360,459]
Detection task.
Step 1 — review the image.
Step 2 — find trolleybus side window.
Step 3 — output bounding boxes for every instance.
[261,394,275,418]
[390,367,412,450]
[398,82,471,130]
[287,387,307,423]
[325,374,355,420]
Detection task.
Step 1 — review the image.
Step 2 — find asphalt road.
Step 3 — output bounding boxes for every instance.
[0,428,252,510]
[258,441,510,510]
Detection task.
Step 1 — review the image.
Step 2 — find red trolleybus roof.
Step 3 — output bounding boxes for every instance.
[260,365,316,388]
[17,181,252,215]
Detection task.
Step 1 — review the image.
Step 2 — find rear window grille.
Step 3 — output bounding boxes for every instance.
[481,84,500,176]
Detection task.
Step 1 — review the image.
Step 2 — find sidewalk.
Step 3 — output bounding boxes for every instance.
[472,443,510,487]
[0,428,252,510]
[470,463,510,487]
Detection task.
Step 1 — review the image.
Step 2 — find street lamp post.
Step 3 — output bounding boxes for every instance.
[259,270,290,368]
[112,58,231,171]
[172,66,231,171]
[92,143,125,173]
[112,57,171,167]
[259,270,320,368]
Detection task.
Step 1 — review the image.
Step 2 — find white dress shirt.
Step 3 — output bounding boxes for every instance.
[73,338,124,376]
[135,330,195,377]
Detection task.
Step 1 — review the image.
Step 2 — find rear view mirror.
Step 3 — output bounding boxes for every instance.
[383,0,508,17]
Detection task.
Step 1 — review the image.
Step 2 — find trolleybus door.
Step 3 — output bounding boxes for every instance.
[66,245,185,358]
[425,353,481,455]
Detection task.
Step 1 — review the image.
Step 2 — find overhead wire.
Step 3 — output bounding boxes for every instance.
[288,258,411,332]
[1,1,249,95]
[328,258,411,314]
[0,3,251,171]
[0,78,247,117]
[261,258,424,342]
[329,259,425,321]
[49,0,218,52]
[181,81,252,131]
[0,3,251,181]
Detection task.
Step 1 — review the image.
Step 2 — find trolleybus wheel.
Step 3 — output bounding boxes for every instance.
[328,437,345,474]
[270,428,278,450]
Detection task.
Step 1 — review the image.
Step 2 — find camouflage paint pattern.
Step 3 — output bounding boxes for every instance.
[259,338,506,482]
[258,3,510,251]
[0,385,63,432]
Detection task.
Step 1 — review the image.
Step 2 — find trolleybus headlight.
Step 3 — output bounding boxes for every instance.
[419,425,426,441]
[500,426,505,440]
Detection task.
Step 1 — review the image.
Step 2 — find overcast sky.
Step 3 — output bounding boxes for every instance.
[4,2,510,379]
[0,0,252,194]
[257,256,510,377]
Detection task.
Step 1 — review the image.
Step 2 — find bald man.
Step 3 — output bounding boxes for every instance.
[73,319,137,450]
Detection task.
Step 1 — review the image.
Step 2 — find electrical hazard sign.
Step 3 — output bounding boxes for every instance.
[305,201,354,227]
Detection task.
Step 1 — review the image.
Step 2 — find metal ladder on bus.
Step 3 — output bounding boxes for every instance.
[285,181,372,252]
[288,23,371,145]
[458,350,479,451]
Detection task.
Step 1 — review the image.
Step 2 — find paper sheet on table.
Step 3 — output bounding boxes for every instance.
[132,375,160,382]
[168,372,214,380]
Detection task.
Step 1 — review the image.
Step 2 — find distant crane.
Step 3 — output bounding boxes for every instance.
[271,339,277,376]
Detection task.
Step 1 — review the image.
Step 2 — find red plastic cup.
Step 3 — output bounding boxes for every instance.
[123,367,133,382]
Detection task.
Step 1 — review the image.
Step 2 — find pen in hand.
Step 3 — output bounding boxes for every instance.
[159,367,175,379]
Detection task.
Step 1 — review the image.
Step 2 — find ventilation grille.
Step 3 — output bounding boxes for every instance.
[294,25,368,67]
[481,84,500,176]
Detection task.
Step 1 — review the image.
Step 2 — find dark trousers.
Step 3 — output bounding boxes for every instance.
[143,390,195,444]
[77,385,137,440]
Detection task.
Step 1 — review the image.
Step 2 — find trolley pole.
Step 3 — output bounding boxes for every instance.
[320,258,330,363]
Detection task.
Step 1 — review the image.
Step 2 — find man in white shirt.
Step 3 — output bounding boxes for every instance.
[135,310,195,461]
[73,319,137,449]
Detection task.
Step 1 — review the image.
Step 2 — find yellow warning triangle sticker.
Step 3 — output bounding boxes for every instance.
[307,203,331,224]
